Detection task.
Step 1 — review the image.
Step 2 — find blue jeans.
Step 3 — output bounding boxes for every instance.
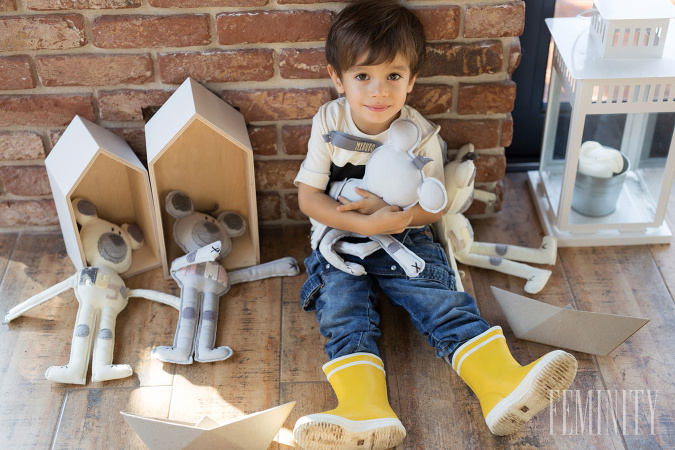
[300,226,490,360]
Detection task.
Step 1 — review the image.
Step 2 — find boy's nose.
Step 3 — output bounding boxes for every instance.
[370,80,388,97]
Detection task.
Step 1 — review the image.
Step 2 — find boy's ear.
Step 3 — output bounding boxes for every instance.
[327,65,345,94]
[407,73,418,94]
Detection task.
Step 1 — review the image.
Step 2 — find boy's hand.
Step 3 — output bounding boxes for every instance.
[336,187,389,215]
[365,205,414,235]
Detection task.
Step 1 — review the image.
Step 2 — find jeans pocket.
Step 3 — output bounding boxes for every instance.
[300,273,324,311]
[403,226,434,246]
[416,263,456,291]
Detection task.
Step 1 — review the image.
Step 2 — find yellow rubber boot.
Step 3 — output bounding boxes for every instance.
[452,326,577,436]
[293,352,406,450]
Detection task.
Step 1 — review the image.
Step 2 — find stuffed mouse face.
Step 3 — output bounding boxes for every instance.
[165,190,246,259]
[73,198,144,273]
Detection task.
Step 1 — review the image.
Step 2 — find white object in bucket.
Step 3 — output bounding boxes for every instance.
[578,141,625,178]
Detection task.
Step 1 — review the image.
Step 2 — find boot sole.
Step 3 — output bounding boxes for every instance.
[293,414,406,450]
[485,350,577,436]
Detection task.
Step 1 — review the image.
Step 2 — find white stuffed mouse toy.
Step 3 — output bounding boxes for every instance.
[4,198,180,385]
[152,191,300,365]
[319,118,447,278]
[439,144,557,294]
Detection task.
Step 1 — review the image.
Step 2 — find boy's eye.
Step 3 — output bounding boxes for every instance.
[355,73,369,81]
[388,73,403,81]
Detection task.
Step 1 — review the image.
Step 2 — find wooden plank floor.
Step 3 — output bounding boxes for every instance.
[1,171,674,449]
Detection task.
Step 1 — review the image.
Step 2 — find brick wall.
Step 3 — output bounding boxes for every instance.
[0,0,523,231]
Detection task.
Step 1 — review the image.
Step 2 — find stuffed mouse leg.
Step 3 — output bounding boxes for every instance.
[468,236,557,266]
[192,257,299,362]
[318,228,368,276]
[369,234,425,277]
[92,306,132,382]
[194,289,233,363]
[319,228,425,278]
[45,301,96,385]
[151,286,199,364]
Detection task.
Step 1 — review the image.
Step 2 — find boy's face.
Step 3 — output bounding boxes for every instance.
[328,54,417,135]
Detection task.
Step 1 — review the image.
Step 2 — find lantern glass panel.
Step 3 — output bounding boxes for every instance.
[567,111,674,227]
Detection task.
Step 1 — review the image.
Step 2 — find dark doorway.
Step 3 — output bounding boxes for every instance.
[507,0,593,169]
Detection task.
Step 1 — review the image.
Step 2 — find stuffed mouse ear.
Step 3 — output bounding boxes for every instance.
[217,211,246,238]
[165,191,194,218]
[418,178,448,214]
[122,223,144,250]
[389,118,421,153]
[72,198,97,226]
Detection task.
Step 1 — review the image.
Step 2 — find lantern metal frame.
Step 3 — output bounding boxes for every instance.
[527,16,675,246]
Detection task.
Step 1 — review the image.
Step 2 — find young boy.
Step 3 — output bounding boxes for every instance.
[292,1,578,449]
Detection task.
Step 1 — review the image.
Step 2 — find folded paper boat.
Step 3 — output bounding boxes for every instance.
[490,287,649,356]
[121,401,295,450]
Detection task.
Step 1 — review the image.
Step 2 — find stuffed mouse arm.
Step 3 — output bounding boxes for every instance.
[228,256,300,285]
[127,289,181,310]
[4,275,77,323]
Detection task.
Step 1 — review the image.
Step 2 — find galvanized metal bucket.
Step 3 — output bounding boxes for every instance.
[571,154,630,217]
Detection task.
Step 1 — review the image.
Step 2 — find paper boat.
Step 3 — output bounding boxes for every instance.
[121,401,295,450]
[490,287,649,356]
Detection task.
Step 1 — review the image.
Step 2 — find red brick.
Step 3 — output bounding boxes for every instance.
[222,88,332,122]
[465,2,525,38]
[0,165,51,196]
[0,0,16,11]
[414,6,460,40]
[158,50,273,84]
[110,127,147,161]
[150,0,267,6]
[256,191,281,221]
[281,125,311,156]
[278,0,340,3]
[24,0,141,10]
[0,15,85,51]
[97,89,173,121]
[501,114,513,147]
[92,14,210,49]
[0,94,94,127]
[457,81,517,115]
[437,119,500,150]
[407,84,453,116]
[36,54,153,87]
[283,192,306,221]
[508,37,522,73]
[254,160,302,190]
[421,41,502,78]
[279,48,328,80]
[0,131,45,160]
[51,125,146,158]
[248,125,277,156]
[0,56,35,90]
[48,129,64,149]
[217,10,333,45]
[0,199,58,227]
[474,153,506,183]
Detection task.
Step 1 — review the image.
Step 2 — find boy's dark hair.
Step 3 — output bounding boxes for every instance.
[325,0,426,78]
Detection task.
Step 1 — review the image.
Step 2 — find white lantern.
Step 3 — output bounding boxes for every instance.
[528,0,675,246]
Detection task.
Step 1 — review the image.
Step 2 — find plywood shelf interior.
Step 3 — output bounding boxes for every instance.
[45,116,160,278]
[145,78,259,278]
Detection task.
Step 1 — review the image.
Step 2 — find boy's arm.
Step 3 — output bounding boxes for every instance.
[337,190,442,227]
[298,183,414,236]
[408,203,443,227]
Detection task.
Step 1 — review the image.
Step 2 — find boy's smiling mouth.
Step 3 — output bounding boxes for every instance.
[365,104,390,112]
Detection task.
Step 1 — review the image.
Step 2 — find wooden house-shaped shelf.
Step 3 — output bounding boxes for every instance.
[45,116,160,278]
[145,78,259,279]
